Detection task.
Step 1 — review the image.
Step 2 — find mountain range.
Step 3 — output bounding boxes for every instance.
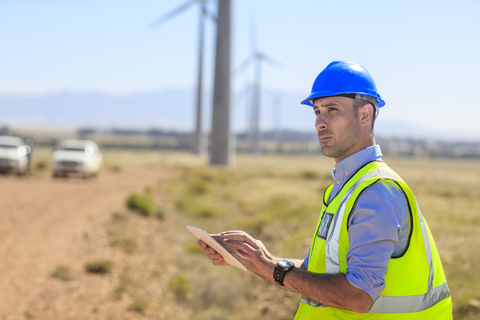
[0,88,456,141]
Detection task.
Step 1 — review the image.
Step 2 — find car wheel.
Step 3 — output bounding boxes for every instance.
[53,171,65,179]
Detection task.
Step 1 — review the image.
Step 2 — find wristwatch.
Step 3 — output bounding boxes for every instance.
[273,259,295,286]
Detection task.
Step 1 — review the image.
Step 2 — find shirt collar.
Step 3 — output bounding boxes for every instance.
[331,145,383,179]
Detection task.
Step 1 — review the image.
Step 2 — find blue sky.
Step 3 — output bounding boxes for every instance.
[1,0,480,138]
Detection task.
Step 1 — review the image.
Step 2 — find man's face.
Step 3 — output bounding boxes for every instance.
[313,96,363,162]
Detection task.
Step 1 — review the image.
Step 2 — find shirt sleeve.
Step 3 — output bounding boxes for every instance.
[303,247,311,269]
[344,179,411,301]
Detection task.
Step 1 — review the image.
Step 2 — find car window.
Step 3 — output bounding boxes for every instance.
[58,146,97,154]
[0,144,19,149]
[59,147,86,152]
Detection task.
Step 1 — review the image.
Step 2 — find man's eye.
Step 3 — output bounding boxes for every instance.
[329,107,337,112]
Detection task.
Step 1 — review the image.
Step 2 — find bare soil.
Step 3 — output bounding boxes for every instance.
[0,161,169,320]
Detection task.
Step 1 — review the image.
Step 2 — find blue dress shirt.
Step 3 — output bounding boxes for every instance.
[303,145,411,300]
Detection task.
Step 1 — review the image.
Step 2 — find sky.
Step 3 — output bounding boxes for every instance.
[1,0,480,139]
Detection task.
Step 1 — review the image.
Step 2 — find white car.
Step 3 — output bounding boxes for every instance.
[52,139,103,178]
[0,135,31,175]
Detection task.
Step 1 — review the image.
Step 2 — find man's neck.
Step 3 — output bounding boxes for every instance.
[334,138,375,163]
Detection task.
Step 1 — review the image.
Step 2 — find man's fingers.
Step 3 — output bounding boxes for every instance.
[210,252,223,261]
[221,230,251,239]
[197,239,220,255]
[222,231,257,246]
[226,241,253,251]
[197,239,207,248]
[210,252,230,266]
[203,246,217,255]
[195,234,231,267]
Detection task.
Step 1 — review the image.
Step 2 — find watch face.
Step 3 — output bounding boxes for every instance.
[279,259,294,269]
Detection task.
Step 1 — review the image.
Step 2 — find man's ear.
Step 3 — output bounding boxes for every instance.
[359,103,374,127]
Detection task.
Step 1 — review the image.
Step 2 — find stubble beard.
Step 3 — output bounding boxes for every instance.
[318,123,362,160]
[319,137,353,159]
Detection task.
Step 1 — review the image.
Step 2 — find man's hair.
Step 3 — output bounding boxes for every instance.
[352,97,376,130]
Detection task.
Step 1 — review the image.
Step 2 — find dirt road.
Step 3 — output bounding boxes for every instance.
[0,162,169,319]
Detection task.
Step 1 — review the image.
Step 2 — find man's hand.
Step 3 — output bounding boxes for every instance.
[196,234,256,270]
[221,230,277,278]
[197,231,374,313]
[196,234,230,266]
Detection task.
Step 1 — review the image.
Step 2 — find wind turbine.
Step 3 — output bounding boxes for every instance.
[209,0,232,166]
[237,10,282,154]
[149,0,216,155]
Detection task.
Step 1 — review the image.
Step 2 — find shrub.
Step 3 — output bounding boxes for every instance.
[128,298,148,314]
[193,204,222,218]
[144,184,154,194]
[176,196,223,218]
[112,268,134,300]
[113,281,127,300]
[168,274,190,301]
[126,193,156,217]
[237,214,272,237]
[187,179,211,195]
[109,164,122,173]
[35,160,49,171]
[237,200,256,214]
[196,171,215,182]
[110,238,138,254]
[85,260,114,274]
[155,207,166,220]
[301,170,319,180]
[51,264,75,281]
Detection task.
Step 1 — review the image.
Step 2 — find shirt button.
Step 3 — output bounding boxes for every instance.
[337,180,341,184]
[345,171,349,175]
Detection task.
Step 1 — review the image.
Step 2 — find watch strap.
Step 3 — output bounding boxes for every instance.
[274,259,295,286]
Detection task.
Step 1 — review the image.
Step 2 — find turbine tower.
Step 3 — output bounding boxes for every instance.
[150,0,215,155]
[237,11,282,154]
[209,0,232,166]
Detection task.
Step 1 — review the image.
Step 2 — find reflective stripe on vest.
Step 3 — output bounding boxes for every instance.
[300,165,450,314]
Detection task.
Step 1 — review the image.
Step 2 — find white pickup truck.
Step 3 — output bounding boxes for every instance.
[0,135,32,175]
[52,139,103,179]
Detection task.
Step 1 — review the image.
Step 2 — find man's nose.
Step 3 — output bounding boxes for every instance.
[315,115,327,131]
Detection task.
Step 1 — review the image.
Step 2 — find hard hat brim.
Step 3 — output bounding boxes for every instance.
[301,91,385,108]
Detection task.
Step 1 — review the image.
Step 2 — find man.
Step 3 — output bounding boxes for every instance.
[197,61,452,319]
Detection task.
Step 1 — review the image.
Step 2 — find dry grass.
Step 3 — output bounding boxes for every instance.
[384,157,480,319]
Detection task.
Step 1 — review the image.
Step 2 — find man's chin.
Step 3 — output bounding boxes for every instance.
[320,146,335,158]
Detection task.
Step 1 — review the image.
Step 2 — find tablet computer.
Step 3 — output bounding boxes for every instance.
[187,225,248,271]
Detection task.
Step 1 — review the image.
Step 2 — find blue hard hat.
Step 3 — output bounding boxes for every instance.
[301,61,385,108]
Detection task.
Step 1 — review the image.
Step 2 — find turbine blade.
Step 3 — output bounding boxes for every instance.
[202,4,217,23]
[149,0,196,29]
[261,53,284,70]
[232,54,254,76]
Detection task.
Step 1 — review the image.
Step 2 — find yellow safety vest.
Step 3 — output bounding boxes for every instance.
[295,161,452,319]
